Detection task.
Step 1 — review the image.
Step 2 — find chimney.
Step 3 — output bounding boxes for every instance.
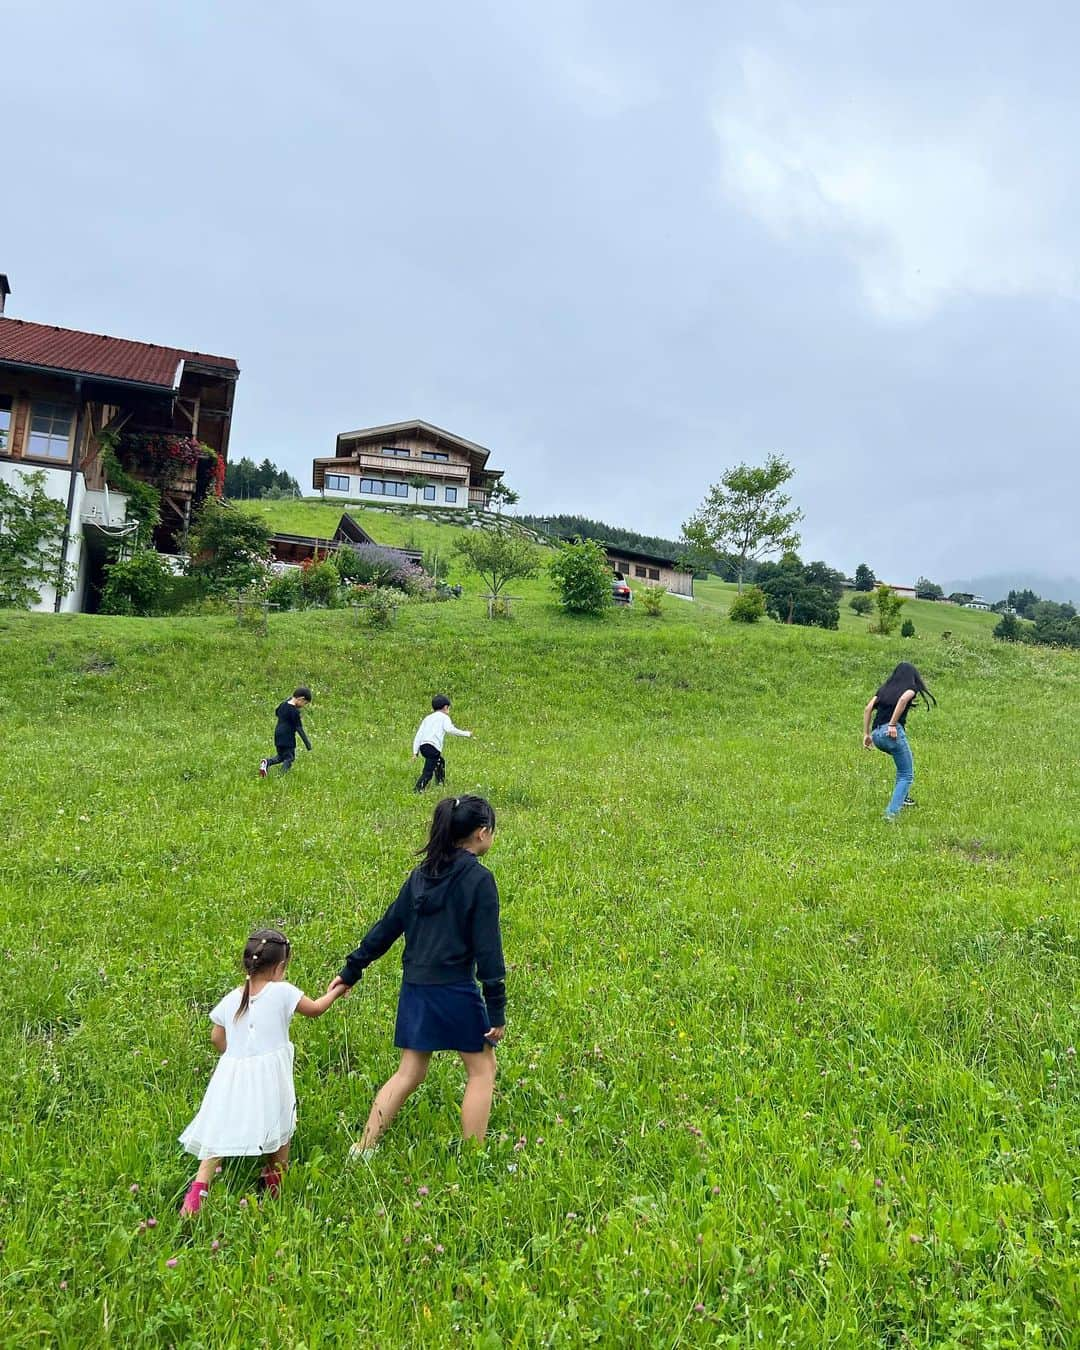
[0,274,9,316]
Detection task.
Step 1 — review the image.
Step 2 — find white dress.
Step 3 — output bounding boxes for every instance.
[180,980,303,1159]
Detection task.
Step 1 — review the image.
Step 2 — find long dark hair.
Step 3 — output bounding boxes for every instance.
[876,661,936,712]
[418,796,496,875]
[235,928,291,1021]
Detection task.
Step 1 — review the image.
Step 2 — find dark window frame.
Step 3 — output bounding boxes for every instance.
[422,484,436,501]
[421,450,450,462]
[444,486,458,503]
[325,473,351,491]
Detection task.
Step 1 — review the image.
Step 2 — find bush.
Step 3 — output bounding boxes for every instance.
[729,587,766,623]
[266,569,303,612]
[334,544,415,591]
[100,551,177,616]
[549,539,612,614]
[870,585,905,635]
[848,593,873,615]
[639,584,665,617]
[299,558,342,608]
[185,498,271,596]
[353,585,399,628]
[900,619,916,638]
[993,613,1021,642]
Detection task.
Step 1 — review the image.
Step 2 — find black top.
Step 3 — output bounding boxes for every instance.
[338,850,506,1025]
[872,688,913,729]
[275,700,311,750]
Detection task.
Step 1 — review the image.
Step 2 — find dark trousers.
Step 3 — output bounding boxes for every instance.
[266,741,296,773]
[414,743,445,792]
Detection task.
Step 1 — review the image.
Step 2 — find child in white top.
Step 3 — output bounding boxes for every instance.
[178,928,346,1216]
[413,694,473,793]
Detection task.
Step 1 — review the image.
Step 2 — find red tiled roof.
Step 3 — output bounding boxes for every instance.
[0,317,238,389]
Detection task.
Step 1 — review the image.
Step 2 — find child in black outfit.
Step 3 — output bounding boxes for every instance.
[330,795,506,1151]
[259,687,312,776]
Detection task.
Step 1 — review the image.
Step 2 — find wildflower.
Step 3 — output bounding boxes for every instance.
[873,1178,883,1189]
[694,1303,705,1314]
[129,1183,139,1194]
[434,1244,445,1254]
[513,1135,527,1151]
[908,1233,923,1244]
[59,1281,68,1291]
[211,1240,220,1253]
[166,1258,178,1268]
[146,1217,157,1229]
[417,1186,429,1197]
[239,1198,248,1208]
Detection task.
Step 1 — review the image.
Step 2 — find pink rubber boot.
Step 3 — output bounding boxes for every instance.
[180,1180,209,1217]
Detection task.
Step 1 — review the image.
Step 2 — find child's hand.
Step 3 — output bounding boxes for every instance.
[326,978,349,1000]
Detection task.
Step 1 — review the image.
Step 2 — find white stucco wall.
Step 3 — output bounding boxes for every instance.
[322,473,467,508]
[0,464,128,613]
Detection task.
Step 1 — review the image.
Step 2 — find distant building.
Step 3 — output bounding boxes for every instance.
[313,419,503,511]
[962,596,991,611]
[605,545,694,598]
[0,272,238,612]
[267,512,422,570]
[877,582,917,600]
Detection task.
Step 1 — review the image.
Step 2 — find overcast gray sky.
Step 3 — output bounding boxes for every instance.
[3,0,1078,586]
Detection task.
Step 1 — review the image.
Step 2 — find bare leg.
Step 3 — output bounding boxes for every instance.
[194,1156,221,1186]
[459,1047,497,1140]
[358,1051,431,1149]
[264,1142,290,1168]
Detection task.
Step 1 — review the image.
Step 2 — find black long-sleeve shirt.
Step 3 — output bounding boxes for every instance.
[338,850,506,1025]
[274,700,311,750]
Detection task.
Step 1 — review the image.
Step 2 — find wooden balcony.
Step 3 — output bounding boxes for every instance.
[348,452,468,483]
[469,488,491,507]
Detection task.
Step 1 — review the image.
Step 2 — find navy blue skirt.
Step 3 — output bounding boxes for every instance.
[394,980,491,1053]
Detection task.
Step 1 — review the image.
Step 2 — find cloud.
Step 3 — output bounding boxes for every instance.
[714,46,1079,320]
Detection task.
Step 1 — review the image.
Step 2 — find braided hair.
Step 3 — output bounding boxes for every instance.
[235,928,291,1021]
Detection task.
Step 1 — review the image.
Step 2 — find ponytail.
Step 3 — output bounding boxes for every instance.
[234,928,291,1021]
[418,795,496,875]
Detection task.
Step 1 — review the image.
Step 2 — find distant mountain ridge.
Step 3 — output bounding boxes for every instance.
[942,573,1080,604]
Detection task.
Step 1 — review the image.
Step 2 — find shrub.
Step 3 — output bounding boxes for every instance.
[993,613,1022,642]
[549,539,611,614]
[0,468,71,608]
[100,550,176,616]
[335,544,415,591]
[266,569,302,612]
[900,619,916,638]
[729,587,766,623]
[640,584,665,617]
[299,558,342,608]
[185,498,271,596]
[353,585,399,628]
[848,593,873,615]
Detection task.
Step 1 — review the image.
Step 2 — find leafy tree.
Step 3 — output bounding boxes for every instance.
[407,474,430,505]
[993,613,1022,642]
[548,537,612,614]
[729,586,766,623]
[802,560,846,599]
[488,481,521,515]
[900,618,916,638]
[1028,600,1080,648]
[872,585,906,635]
[849,593,873,615]
[756,553,839,629]
[915,576,944,600]
[454,525,540,601]
[854,563,876,592]
[100,550,176,616]
[185,497,271,595]
[0,469,71,608]
[682,454,803,591]
[948,592,975,605]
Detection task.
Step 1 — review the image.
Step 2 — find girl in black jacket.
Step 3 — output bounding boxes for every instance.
[331,796,505,1153]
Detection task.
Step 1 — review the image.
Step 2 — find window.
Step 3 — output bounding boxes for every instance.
[648,568,660,581]
[444,486,458,503]
[634,565,647,578]
[421,451,449,462]
[382,446,411,458]
[423,485,436,501]
[359,477,408,498]
[325,473,351,491]
[28,401,73,461]
[0,394,11,453]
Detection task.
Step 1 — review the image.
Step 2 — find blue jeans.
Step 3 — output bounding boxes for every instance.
[871,724,913,817]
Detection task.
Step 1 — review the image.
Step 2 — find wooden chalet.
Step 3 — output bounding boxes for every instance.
[313,419,503,511]
[0,273,238,612]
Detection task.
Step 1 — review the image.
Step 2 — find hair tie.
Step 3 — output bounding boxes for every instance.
[454,798,460,807]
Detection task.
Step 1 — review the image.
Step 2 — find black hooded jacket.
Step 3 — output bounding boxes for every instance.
[338,850,506,1024]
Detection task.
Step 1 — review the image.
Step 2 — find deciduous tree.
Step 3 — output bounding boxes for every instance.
[683,455,803,591]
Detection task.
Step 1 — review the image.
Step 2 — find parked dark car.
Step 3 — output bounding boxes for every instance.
[612,571,632,604]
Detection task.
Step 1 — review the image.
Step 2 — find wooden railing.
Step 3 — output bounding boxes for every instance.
[348,453,469,482]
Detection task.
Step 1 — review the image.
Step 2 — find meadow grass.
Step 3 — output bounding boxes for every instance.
[0,594,1076,1348]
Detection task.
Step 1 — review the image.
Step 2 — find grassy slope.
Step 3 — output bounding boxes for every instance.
[0,590,1074,1344]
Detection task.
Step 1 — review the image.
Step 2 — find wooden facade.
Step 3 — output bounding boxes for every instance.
[605,546,694,599]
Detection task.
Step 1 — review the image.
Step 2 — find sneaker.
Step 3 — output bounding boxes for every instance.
[903,796,917,808]
[259,1166,282,1199]
[259,759,268,778]
[180,1180,209,1217]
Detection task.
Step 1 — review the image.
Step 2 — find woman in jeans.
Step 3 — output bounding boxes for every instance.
[862,662,936,818]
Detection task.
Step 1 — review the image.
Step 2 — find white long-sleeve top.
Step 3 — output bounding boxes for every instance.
[413,710,472,755]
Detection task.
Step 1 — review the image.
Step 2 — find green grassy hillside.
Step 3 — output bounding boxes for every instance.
[0,598,1075,1347]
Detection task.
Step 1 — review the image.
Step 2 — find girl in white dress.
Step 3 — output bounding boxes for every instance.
[179,929,347,1217]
